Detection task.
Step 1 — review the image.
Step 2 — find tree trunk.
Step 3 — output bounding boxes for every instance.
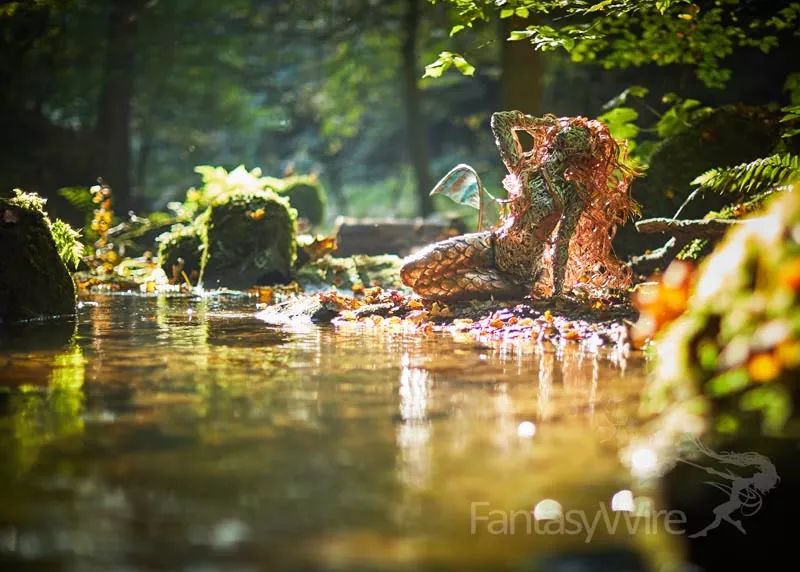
[95,0,143,212]
[401,0,434,217]
[499,16,543,114]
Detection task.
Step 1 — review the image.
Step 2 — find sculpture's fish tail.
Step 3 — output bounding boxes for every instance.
[400,231,527,302]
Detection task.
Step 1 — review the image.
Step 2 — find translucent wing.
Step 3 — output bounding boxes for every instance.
[430,164,483,210]
[429,164,494,231]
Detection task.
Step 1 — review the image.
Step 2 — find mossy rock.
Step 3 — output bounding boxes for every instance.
[157,222,206,284]
[272,176,326,227]
[200,190,297,290]
[295,255,361,291]
[295,254,404,291]
[615,106,781,257]
[353,254,404,288]
[0,191,76,322]
[647,188,800,436]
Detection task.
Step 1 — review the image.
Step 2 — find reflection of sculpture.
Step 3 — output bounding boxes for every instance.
[401,111,638,301]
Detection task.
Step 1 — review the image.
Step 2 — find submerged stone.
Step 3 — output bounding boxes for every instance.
[0,191,76,322]
[200,190,297,290]
[255,295,339,325]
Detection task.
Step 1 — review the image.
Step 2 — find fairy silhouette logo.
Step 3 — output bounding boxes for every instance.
[680,439,780,537]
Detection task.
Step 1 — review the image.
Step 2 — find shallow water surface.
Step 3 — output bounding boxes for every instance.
[0,295,682,571]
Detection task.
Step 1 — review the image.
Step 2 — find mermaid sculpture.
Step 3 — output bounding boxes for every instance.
[401,111,638,301]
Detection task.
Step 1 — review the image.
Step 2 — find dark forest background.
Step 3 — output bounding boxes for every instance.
[1,0,797,225]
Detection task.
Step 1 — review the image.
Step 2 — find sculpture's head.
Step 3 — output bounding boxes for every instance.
[553,120,592,156]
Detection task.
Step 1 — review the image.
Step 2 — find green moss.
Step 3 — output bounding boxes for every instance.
[295,255,361,290]
[1,190,76,322]
[157,221,206,282]
[353,254,404,288]
[200,190,297,290]
[50,218,84,269]
[295,254,404,291]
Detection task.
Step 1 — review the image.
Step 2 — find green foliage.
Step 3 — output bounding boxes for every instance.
[9,188,47,212]
[598,107,640,145]
[0,190,76,320]
[781,74,800,139]
[185,165,325,228]
[597,88,712,166]
[57,186,94,214]
[676,155,799,261]
[691,154,800,197]
[436,0,800,88]
[655,95,713,139]
[782,106,800,139]
[58,186,97,238]
[650,190,800,434]
[185,165,276,217]
[423,51,475,78]
[50,219,84,270]
[8,189,84,269]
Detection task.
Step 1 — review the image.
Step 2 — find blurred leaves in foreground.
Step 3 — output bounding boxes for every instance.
[646,187,800,436]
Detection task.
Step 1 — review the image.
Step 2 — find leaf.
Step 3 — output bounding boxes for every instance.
[602,85,649,110]
[500,8,514,19]
[585,0,613,14]
[508,30,534,41]
[422,52,452,78]
[598,107,640,142]
[449,24,465,36]
[515,7,530,18]
[422,63,447,79]
[690,154,800,197]
[452,55,475,76]
[423,52,473,78]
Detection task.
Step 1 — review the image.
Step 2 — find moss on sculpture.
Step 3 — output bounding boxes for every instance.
[647,188,800,435]
[0,190,76,322]
[200,190,297,290]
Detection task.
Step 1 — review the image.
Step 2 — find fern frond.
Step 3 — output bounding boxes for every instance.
[58,186,94,214]
[691,154,800,197]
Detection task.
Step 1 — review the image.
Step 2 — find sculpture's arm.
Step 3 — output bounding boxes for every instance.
[491,111,548,173]
[552,191,584,295]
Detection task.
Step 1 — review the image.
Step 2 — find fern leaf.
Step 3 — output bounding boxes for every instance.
[690,154,800,198]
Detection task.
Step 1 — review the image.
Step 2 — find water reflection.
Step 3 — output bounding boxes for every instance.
[0,295,685,570]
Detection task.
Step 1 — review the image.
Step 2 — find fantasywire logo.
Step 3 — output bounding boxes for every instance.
[469,439,779,541]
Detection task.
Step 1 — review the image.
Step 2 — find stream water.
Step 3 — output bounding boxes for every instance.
[0,295,686,571]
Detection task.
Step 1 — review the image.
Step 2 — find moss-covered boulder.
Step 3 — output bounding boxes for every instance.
[295,254,404,291]
[0,191,76,322]
[616,106,781,256]
[272,176,326,227]
[157,222,206,284]
[647,188,800,436]
[200,190,297,290]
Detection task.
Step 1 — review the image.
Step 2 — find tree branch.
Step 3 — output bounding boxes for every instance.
[635,217,743,239]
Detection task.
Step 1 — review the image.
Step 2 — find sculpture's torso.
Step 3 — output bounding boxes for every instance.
[400,111,633,302]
